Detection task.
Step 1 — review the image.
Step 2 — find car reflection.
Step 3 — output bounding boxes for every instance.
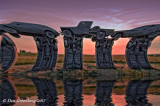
[95,80,115,106]
[32,78,58,106]
[125,80,153,106]
[63,79,83,106]
[0,77,16,106]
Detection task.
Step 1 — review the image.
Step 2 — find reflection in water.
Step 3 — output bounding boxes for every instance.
[0,76,159,106]
[125,80,153,106]
[32,78,58,106]
[64,79,83,106]
[0,78,16,106]
[95,80,115,106]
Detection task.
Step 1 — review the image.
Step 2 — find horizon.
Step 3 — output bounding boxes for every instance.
[18,51,160,55]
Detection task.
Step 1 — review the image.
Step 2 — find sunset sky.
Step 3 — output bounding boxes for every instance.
[0,0,160,54]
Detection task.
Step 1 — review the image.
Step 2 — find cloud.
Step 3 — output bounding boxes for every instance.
[110,9,122,13]
[105,16,122,23]
[88,8,107,11]
[0,18,5,23]
[115,11,129,16]
[0,19,5,23]
[135,20,160,25]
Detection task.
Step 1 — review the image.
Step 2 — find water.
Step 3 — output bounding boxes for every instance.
[0,76,160,106]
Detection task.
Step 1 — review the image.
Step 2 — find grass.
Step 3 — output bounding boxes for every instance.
[15,53,37,65]
[15,53,97,65]
[15,53,160,65]
[8,52,160,81]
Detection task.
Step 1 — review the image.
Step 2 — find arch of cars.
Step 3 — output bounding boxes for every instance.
[0,21,160,73]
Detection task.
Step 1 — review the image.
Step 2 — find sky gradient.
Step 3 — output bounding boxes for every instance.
[0,0,160,54]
